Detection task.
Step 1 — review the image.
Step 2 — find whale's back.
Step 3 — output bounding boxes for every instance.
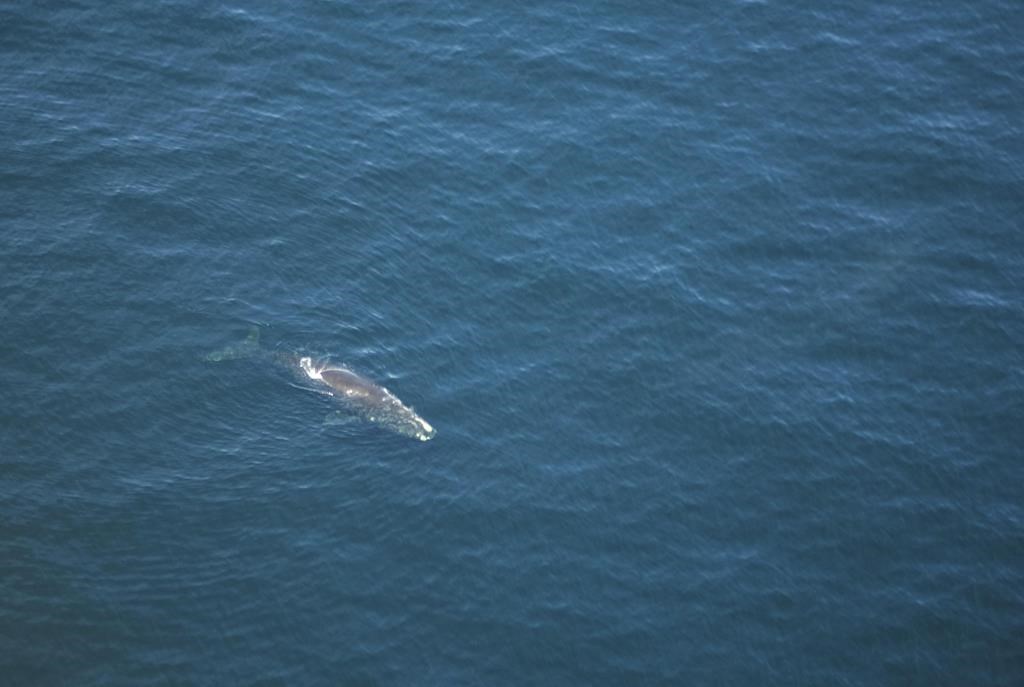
[320,368,382,400]
[305,361,435,441]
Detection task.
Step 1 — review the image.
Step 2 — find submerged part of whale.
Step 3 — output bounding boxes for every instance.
[299,357,436,442]
[204,327,261,362]
[204,328,436,441]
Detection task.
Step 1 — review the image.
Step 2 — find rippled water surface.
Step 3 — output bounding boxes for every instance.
[2,1,1022,684]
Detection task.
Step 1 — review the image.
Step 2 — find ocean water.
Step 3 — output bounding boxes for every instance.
[2,0,1022,684]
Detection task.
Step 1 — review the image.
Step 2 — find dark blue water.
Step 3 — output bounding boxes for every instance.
[2,1,1022,684]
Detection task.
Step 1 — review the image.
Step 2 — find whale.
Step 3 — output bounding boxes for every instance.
[205,328,436,441]
[296,356,435,441]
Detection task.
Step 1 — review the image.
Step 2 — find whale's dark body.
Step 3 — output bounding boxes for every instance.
[205,329,435,441]
[297,356,436,442]
[321,368,388,402]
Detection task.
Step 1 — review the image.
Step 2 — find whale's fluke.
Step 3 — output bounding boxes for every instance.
[204,326,261,362]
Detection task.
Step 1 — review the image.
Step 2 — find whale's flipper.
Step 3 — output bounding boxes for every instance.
[287,381,333,397]
[204,326,262,362]
[323,410,358,427]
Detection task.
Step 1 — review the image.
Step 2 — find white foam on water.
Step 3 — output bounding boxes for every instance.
[299,356,323,381]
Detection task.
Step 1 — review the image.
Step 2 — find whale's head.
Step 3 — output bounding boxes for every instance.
[388,408,436,442]
[412,416,436,442]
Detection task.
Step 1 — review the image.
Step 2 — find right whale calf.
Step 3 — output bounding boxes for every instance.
[205,328,436,441]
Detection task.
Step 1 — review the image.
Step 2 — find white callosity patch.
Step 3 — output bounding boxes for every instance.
[414,416,434,437]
